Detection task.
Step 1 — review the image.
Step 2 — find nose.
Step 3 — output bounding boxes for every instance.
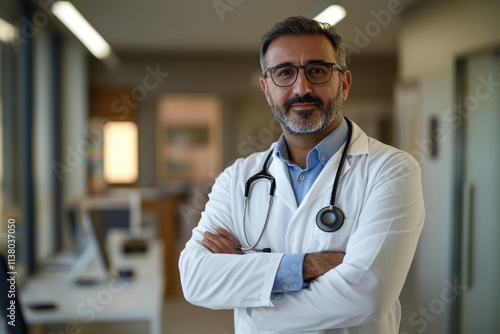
[291,68,313,95]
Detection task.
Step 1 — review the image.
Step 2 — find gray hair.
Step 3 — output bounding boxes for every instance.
[259,16,346,72]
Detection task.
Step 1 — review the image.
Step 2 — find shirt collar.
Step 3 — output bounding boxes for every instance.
[274,117,349,168]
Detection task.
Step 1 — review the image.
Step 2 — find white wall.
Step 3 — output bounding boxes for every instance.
[397,0,500,333]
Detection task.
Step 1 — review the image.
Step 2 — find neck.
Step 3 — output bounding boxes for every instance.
[284,134,324,169]
[284,116,343,169]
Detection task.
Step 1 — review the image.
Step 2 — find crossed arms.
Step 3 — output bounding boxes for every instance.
[203,227,345,282]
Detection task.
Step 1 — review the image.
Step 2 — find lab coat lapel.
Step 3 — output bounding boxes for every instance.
[268,156,298,211]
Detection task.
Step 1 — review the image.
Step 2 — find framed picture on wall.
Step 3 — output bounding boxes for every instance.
[156,94,222,185]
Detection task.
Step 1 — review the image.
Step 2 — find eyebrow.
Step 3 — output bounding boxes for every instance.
[270,59,331,68]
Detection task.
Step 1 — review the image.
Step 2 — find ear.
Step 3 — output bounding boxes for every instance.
[260,76,272,105]
[341,70,352,102]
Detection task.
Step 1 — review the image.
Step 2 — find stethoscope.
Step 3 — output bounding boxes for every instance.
[235,117,353,253]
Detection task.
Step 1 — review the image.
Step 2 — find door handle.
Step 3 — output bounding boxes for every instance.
[460,183,474,289]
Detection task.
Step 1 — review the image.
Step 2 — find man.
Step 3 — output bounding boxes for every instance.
[179,16,424,333]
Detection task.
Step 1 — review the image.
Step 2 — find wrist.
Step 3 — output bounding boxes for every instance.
[303,252,345,282]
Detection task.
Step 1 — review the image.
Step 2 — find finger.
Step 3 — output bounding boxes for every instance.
[215,228,244,254]
[204,231,238,254]
[216,227,241,245]
[202,235,223,253]
[216,228,244,254]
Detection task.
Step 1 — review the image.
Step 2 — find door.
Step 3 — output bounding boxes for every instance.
[456,50,500,333]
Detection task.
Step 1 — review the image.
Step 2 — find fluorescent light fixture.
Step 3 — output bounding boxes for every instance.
[0,17,17,43]
[51,1,112,59]
[314,5,346,25]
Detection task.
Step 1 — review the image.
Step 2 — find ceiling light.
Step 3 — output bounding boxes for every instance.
[314,5,347,26]
[0,17,17,43]
[51,1,112,59]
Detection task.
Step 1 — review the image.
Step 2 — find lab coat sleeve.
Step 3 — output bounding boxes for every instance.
[251,152,425,331]
[179,161,284,309]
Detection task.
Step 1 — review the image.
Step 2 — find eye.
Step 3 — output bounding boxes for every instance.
[307,64,329,77]
[273,66,295,78]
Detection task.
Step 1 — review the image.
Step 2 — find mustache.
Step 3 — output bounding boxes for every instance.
[284,94,324,111]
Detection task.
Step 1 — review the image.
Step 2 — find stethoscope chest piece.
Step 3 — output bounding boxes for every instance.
[316,206,345,232]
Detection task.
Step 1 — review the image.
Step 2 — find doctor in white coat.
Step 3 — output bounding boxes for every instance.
[179,16,425,334]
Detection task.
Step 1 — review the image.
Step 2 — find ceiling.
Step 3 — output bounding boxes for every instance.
[66,0,422,57]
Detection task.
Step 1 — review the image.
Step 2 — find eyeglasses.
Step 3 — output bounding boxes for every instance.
[264,62,343,87]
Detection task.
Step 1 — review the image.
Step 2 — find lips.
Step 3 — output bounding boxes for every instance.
[291,102,316,109]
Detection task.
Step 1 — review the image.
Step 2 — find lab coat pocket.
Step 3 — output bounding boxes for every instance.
[314,218,356,252]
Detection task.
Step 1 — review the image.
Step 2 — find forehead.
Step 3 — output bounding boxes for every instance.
[264,34,337,67]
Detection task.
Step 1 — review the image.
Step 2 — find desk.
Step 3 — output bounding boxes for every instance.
[20,239,164,334]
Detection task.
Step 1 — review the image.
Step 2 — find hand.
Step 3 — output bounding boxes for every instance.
[202,227,243,254]
[303,252,345,281]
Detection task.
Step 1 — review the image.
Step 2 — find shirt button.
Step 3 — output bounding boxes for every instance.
[283,284,289,291]
[321,155,326,161]
[299,175,305,181]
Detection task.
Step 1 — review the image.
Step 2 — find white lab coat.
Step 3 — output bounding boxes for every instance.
[179,121,425,334]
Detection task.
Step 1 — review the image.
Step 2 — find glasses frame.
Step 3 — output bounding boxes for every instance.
[263,62,343,87]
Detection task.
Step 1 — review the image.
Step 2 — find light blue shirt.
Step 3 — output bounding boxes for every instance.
[271,118,349,295]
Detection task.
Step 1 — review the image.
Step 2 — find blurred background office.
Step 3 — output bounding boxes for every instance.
[0,0,499,333]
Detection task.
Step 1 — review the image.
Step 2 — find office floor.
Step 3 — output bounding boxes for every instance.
[162,196,234,333]
[163,238,234,333]
[28,298,233,334]
[162,297,234,334]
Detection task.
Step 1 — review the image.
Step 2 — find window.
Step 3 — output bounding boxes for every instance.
[103,121,138,184]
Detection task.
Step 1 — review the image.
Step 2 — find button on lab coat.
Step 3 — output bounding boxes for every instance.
[179,121,425,333]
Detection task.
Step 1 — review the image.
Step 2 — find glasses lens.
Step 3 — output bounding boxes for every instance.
[305,63,332,84]
[268,63,336,87]
[270,65,297,87]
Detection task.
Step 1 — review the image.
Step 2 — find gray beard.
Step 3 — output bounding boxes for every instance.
[269,84,343,136]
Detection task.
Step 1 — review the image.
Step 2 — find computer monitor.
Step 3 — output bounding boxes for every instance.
[67,191,142,283]
[79,191,142,237]
[66,206,113,283]
[0,255,28,334]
